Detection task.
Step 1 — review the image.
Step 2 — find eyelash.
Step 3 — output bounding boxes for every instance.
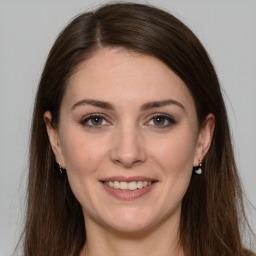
[80,114,110,129]
[80,113,176,129]
[145,114,176,128]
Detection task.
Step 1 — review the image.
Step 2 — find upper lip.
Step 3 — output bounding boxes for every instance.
[100,176,157,182]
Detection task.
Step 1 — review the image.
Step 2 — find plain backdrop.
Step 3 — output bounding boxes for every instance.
[0,0,255,255]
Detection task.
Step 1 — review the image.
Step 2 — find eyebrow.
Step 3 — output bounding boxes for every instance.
[71,99,185,111]
[141,99,185,111]
[71,99,114,111]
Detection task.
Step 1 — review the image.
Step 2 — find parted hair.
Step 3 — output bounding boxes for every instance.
[22,2,255,256]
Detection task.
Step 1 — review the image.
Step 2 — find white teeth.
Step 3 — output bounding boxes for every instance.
[120,182,128,190]
[142,181,148,187]
[104,181,153,190]
[137,181,143,188]
[113,181,120,189]
[128,182,137,190]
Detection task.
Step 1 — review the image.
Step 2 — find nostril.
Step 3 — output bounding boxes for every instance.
[109,133,147,167]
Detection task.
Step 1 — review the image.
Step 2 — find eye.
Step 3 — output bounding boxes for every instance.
[80,114,109,128]
[146,114,176,128]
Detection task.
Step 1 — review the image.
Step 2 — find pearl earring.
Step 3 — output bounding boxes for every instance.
[194,160,203,175]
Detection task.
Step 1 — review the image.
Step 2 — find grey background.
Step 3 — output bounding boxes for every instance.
[0,0,255,255]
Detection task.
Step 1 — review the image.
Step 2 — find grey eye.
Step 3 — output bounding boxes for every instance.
[90,116,104,125]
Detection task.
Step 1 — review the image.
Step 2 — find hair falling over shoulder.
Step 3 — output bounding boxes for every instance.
[19,2,255,256]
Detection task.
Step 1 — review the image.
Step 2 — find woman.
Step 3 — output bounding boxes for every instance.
[22,2,255,256]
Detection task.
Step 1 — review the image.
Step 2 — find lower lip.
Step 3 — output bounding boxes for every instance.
[101,182,156,200]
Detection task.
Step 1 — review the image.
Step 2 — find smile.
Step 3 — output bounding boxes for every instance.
[100,177,157,200]
[103,181,152,190]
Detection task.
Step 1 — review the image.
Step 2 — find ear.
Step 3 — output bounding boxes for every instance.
[193,113,215,166]
[44,111,66,168]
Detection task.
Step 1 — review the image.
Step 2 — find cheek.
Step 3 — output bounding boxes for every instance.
[150,130,197,177]
[59,130,109,210]
[60,130,108,176]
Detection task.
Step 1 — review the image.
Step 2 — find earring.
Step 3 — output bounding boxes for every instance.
[58,162,65,174]
[194,160,203,175]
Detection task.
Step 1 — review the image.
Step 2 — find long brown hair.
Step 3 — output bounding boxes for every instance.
[22,2,255,255]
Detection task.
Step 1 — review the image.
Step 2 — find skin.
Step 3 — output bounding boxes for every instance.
[44,48,215,256]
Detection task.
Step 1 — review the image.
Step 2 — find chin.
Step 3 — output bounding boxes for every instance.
[92,204,175,235]
[103,218,156,235]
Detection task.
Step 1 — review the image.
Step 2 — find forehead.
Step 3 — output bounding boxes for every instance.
[63,48,195,111]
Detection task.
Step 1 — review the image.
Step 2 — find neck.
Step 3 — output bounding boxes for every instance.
[80,213,184,256]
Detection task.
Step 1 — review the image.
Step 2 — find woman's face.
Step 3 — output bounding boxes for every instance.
[45,48,213,234]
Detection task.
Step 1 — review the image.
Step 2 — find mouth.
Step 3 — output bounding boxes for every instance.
[100,176,157,200]
[103,180,153,191]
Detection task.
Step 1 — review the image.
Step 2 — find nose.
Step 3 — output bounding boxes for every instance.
[110,124,147,168]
